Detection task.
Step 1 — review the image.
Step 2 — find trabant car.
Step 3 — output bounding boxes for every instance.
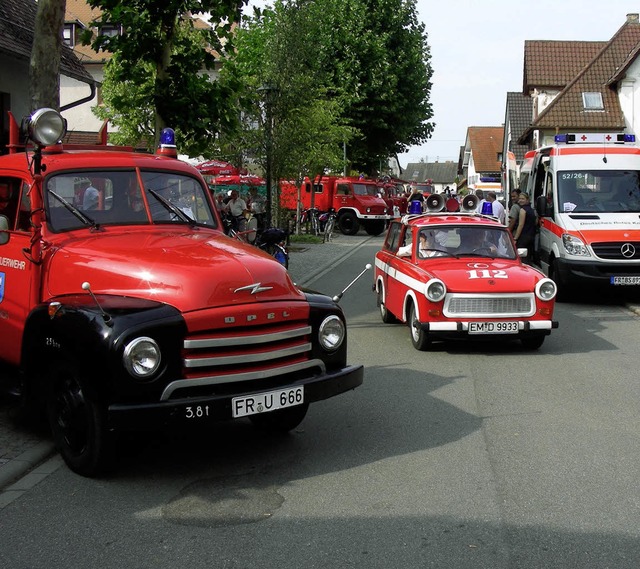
[373,213,558,350]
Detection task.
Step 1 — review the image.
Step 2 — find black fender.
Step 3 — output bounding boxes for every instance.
[21,295,187,406]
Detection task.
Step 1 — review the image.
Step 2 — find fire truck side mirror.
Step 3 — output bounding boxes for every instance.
[0,215,10,245]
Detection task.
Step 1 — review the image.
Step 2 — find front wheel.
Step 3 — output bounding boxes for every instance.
[549,259,568,302]
[338,211,359,235]
[408,303,431,351]
[364,220,386,236]
[47,362,115,477]
[249,404,309,433]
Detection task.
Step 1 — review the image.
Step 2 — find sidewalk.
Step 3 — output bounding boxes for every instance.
[0,231,374,490]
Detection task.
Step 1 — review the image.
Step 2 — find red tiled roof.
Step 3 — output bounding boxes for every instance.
[468,127,503,173]
[534,15,640,131]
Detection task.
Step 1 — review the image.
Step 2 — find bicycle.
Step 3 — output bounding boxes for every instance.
[300,207,321,236]
[321,208,337,243]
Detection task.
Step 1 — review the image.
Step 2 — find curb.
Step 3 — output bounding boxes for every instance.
[0,440,56,493]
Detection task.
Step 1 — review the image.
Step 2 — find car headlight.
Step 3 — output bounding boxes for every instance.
[123,336,161,379]
[318,315,345,351]
[562,234,590,256]
[535,278,557,301]
[424,278,446,302]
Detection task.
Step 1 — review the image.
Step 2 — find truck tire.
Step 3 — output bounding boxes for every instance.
[364,220,386,236]
[408,302,431,351]
[338,211,359,235]
[47,362,115,477]
[249,403,309,433]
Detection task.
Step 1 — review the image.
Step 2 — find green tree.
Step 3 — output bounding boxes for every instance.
[84,0,245,155]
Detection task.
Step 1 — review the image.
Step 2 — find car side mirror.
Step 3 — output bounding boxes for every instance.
[0,215,9,245]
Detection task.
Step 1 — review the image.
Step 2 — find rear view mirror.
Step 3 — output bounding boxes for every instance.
[0,215,9,245]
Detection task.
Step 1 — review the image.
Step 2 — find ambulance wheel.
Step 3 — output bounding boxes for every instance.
[249,404,309,433]
[377,288,397,323]
[338,212,359,235]
[408,303,431,351]
[521,335,545,350]
[47,362,115,477]
[365,220,385,236]
[549,260,569,302]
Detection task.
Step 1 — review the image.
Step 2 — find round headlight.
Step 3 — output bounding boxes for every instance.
[535,278,557,301]
[28,108,67,146]
[425,278,446,302]
[123,336,161,379]
[318,315,345,351]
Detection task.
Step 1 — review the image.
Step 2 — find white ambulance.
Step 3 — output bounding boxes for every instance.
[525,133,640,299]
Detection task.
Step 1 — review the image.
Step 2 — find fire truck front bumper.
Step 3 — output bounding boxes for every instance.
[107,364,364,430]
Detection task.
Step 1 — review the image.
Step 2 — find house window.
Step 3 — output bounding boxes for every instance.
[63,24,75,47]
[99,24,121,38]
[582,92,604,110]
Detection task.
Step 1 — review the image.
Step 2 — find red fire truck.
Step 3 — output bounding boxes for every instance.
[287,176,390,236]
[0,108,363,476]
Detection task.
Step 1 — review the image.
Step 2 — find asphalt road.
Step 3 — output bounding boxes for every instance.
[1,236,639,568]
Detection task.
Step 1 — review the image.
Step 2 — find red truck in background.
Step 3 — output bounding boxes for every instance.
[0,108,363,477]
[283,176,389,236]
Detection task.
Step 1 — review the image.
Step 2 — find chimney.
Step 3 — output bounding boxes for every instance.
[627,13,639,24]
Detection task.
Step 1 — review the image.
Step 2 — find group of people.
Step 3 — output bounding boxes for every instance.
[215,187,267,231]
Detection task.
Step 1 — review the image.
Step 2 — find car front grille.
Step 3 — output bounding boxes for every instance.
[444,293,535,318]
[592,241,640,260]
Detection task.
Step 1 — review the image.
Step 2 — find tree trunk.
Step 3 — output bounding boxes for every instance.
[30,0,65,111]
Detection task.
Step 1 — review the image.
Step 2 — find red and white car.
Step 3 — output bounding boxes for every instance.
[374,213,559,350]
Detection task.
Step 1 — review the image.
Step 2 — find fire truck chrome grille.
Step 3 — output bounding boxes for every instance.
[160,323,318,401]
[444,294,534,318]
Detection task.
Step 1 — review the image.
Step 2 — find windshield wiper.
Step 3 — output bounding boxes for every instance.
[49,190,100,230]
[147,189,195,225]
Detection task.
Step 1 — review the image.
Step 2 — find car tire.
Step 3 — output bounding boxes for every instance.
[249,403,309,433]
[47,361,115,477]
[521,335,545,350]
[338,211,359,235]
[408,302,431,351]
[377,288,397,323]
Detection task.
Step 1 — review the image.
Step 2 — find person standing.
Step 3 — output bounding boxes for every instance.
[224,190,248,231]
[248,187,266,230]
[474,189,486,213]
[486,191,506,224]
[508,189,521,234]
[513,192,537,262]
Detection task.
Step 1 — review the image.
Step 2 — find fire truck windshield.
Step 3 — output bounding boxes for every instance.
[46,170,217,232]
[558,170,640,213]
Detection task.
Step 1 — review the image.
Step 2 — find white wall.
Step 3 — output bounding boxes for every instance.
[60,66,104,132]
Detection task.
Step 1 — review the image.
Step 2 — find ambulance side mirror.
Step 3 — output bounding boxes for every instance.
[535,195,551,217]
[0,215,10,245]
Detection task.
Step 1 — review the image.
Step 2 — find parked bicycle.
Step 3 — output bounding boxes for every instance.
[299,206,321,236]
[222,213,289,268]
[320,208,337,243]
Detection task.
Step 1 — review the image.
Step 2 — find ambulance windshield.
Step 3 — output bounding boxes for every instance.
[558,170,640,213]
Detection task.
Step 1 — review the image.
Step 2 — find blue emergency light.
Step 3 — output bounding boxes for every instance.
[159,128,176,148]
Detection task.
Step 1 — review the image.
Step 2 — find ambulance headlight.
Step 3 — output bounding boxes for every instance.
[562,234,590,256]
[319,315,345,351]
[535,278,557,301]
[425,279,446,302]
[123,337,161,379]
[26,108,67,146]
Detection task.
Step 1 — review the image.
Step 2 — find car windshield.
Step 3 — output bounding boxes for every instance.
[558,170,640,213]
[45,170,217,232]
[417,225,516,259]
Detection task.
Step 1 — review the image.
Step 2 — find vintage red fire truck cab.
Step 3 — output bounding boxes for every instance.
[298,176,389,236]
[0,108,363,476]
[374,212,558,351]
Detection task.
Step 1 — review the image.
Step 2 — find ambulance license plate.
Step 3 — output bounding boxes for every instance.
[232,386,304,418]
[611,276,640,285]
[469,321,518,334]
